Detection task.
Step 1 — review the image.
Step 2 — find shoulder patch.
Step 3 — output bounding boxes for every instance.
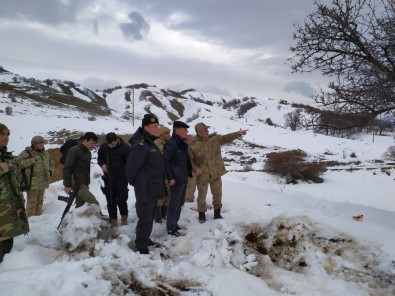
[139,139,144,146]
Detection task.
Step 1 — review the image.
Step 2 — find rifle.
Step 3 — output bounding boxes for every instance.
[57,179,81,230]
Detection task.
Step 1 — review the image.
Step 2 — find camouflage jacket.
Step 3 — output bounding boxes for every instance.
[0,147,34,241]
[17,147,55,190]
[189,132,241,182]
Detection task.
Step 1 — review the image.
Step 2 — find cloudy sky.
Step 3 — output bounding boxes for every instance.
[0,0,324,102]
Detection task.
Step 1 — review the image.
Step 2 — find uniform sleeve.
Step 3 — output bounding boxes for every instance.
[125,144,148,186]
[163,141,175,180]
[16,150,35,169]
[220,132,241,145]
[97,144,106,167]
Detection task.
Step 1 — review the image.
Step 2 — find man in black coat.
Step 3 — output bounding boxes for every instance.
[163,121,192,236]
[98,132,130,227]
[125,114,166,254]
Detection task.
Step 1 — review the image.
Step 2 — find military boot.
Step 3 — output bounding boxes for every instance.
[121,215,128,226]
[154,206,162,223]
[110,218,118,228]
[199,212,206,223]
[214,209,223,219]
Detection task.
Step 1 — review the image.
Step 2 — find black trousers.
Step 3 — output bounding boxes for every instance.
[105,176,129,219]
[135,200,156,249]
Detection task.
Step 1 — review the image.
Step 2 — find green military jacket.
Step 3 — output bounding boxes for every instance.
[63,143,92,187]
[0,147,34,241]
[17,147,55,190]
[189,132,241,182]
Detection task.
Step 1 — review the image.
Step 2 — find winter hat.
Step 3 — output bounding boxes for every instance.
[158,125,171,136]
[195,122,210,133]
[31,135,45,145]
[142,114,159,127]
[173,121,189,129]
[0,123,10,135]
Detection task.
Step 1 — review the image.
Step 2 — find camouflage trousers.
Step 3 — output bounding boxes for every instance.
[0,238,13,263]
[185,173,197,202]
[26,188,45,218]
[196,176,222,212]
[75,184,99,208]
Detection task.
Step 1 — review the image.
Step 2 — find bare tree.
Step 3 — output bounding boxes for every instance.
[284,109,304,131]
[289,0,395,130]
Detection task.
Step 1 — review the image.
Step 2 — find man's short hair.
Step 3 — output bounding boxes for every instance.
[82,132,98,142]
[106,132,118,144]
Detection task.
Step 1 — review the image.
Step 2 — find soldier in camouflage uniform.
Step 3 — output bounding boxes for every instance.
[189,122,248,223]
[0,123,36,263]
[17,136,55,218]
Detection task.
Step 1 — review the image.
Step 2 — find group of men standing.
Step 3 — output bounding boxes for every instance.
[0,115,247,258]
[125,114,247,254]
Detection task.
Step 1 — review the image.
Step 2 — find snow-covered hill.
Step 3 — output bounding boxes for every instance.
[1,68,395,295]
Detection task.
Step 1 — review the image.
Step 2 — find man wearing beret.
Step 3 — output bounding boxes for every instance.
[0,123,36,262]
[126,114,166,254]
[163,120,192,236]
[189,122,248,223]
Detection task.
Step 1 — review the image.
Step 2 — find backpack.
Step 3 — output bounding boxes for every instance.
[60,138,80,165]
[20,149,34,191]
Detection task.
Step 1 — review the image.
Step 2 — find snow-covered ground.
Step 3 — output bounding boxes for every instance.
[1,79,395,295]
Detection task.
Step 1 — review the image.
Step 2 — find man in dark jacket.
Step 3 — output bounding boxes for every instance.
[163,121,192,237]
[63,132,99,208]
[126,114,166,254]
[98,132,130,227]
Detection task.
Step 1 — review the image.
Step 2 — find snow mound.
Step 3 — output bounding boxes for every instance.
[244,215,395,295]
[58,204,113,252]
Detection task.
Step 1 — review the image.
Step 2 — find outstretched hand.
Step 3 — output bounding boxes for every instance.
[239,129,248,136]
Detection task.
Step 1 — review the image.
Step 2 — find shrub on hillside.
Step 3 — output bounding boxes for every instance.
[5,106,12,115]
[264,149,327,183]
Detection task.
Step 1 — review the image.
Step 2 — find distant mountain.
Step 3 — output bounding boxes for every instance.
[0,67,306,127]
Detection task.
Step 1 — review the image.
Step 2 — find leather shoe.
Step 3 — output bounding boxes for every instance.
[167,230,181,237]
[138,248,149,254]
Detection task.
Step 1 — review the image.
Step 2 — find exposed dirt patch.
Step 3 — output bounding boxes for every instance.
[243,215,395,295]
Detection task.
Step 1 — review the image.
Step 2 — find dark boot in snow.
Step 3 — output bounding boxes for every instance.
[214,209,223,219]
[154,206,162,223]
[199,212,206,223]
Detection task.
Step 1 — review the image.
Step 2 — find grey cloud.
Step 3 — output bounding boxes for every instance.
[282,81,315,97]
[0,0,87,25]
[125,0,316,49]
[120,11,149,41]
